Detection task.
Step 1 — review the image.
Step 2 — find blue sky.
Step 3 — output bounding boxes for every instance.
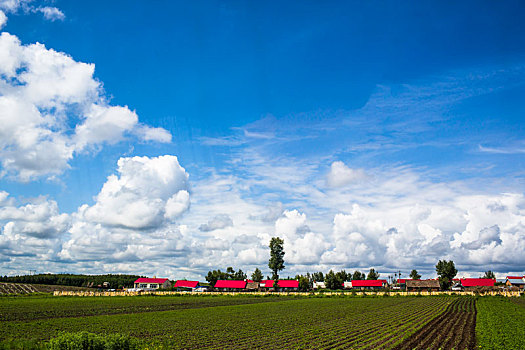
[0,1,524,280]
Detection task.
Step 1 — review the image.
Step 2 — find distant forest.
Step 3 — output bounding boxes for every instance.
[0,274,144,289]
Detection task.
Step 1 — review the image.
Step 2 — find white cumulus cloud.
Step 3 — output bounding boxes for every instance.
[0,32,171,181]
[326,161,367,187]
[81,155,190,229]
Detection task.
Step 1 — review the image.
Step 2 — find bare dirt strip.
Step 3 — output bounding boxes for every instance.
[393,297,476,350]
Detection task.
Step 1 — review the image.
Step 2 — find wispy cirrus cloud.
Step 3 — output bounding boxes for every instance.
[478,144,525,154]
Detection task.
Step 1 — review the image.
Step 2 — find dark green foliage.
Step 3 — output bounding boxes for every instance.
[366,268,380,280]
[205,270,229,286]
[47,332,138,350]
[325,270,343,290]
[0,274,142,289]
[251,268,263,282]
[205,267,247,286]
[335,270,349,282]
[435,260,457,290]
[482,270,495,280]
[268,237,285,280]
[312,272,324,282]
[352,271,365,280]
[295,275,311,292]
[409,269,421,280]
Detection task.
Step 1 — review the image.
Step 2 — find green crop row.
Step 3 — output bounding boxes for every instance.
[0,296,455,349]
[476,296,525,349]
[0,294,298,322]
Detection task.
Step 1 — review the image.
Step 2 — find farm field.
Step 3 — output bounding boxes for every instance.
[0,294,524,349]
[477,296,525,349]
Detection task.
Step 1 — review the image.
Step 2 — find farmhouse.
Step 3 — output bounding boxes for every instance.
[173,280,200,291]
[351,280,387,290]
[505,276,525,290]
[133,278,171,290]
[406,279,440,292]
[214,280,246,291]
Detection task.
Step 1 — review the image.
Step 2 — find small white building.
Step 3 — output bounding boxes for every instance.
[313,281,326,289]
[133,278,171,290]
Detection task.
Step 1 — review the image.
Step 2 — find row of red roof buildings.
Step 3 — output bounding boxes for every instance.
[132,275,525,292]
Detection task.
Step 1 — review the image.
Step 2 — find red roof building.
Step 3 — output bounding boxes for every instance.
[397,279,413,284]
[173,280,199,288]
[460,278,495,287]
[133,278,171,290]
[261,280,299,288]
[214,280,247,289]
[351,280,387,288]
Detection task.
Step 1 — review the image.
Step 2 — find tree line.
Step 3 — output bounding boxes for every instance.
[0,273,143,289]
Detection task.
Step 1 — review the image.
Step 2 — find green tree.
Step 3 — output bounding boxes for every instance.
[235,269,247,280]
[226,267,235,279]
[435,260,457,290]
[483,270,496,280]
[205,269,229,286]
[268,237,285,279]
[409,269,421,280]
[325,270,343,290]
[336,270,349,282]
[367,268,380,280]
[251,268,263,282]
[295,275,311,292]
[352,270,365,280]
[312,272,324,282]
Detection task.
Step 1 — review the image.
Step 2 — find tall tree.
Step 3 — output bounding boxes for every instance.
[483,270,496,280]
[435,260,457,290]
[336,270,349,282]
[251,268,263,282]
[325,270,343,290]
[352,271,365,280]
[409,269,421,280]
[367,268,380,280]
[233,269,247,280]
[268,237,285,279]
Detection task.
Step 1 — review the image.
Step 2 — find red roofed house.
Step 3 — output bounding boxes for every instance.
[173,280,200,291]
[460,278,495,288]
[214,280,247,291]
[351,280,387,290]
[134,278,171,290]
[260,280,299,291]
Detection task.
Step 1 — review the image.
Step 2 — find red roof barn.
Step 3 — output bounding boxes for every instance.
[351,280,387,288]
[214,280,247,289]
[460,278,495,287]
[173,280,199,288]
[261,280,299,289]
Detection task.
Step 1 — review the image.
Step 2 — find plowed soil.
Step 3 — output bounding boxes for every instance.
[393,298,476,350]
